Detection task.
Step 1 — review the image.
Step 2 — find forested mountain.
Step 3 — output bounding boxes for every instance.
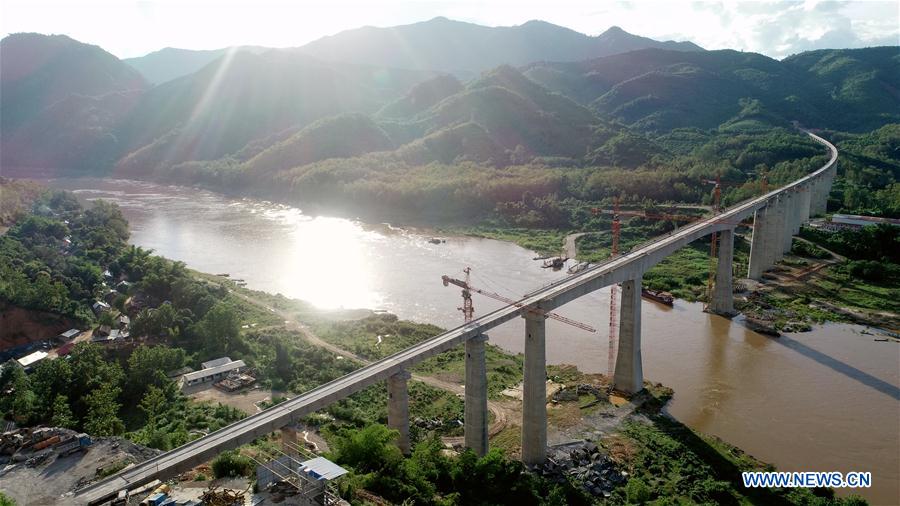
[1,34,146,171]
[113,51,437,174]
[1,31,897,221]
[296,18,702,74]
[524,47,900,133]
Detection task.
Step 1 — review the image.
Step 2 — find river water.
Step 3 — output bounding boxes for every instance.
[48,178,900,503]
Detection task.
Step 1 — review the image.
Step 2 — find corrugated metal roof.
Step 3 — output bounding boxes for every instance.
[300,457,347,480]
[201,356,232,369]
[60,329,80,339]
[17,351,48,367]
[183,360,245,382]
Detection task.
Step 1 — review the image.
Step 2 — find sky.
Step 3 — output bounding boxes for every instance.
[1,0,897,59]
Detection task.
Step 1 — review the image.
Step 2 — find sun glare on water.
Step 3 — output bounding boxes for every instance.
[276,214,381,310]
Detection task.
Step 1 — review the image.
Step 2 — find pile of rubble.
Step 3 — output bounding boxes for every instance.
[529,442,627,498]
[200,484,249,506]
[551,383,608,405]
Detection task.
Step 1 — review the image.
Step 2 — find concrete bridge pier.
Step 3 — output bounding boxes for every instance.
[613,276,643,395]
[709,228,736,315]
[783,191,796,252]
[464,334,489,457]
[792,189,803,235]
[521,310,547,465]
[772,196,786,262]
[799,184,811,224]
[747,206,773,279]
[387,369,412,455]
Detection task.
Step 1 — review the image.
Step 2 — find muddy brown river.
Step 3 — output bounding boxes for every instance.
[47,178,900,503]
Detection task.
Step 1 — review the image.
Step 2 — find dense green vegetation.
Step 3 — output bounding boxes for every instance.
[825,125,900,218]
[616,417,866,505]
[329,425,589,505]
[800,224,899,264]
[0,189,127,322]
[0,192,471,449]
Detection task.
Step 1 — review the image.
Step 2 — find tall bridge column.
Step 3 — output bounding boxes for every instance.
[811,178,825,217]
[791,189,803,235]
[464,334,489,457]
[773,195,786,261]
[709,228,736,315]
[783,191,796,252]
[747,206,773,279]
[799,184,811,225]
[613,276,643,394]
[521,310,547,465]
[387,369,412,455]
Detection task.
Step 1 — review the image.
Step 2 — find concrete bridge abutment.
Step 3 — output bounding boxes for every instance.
[388,369,412,455]
[464,334,489,457]
[521,310,547,465]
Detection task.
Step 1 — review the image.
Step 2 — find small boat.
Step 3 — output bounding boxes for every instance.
[428,238,446,244]
[641,288,674,306]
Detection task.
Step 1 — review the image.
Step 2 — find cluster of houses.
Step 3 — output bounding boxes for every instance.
[7,328,81,373]
[6,274,257,395]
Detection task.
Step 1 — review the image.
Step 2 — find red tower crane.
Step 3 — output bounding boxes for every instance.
[442,267,597,332]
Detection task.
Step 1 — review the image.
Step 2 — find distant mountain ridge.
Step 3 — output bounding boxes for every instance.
[1,33,146,171]
[295,17,703,75]
[2,30,897,182]
[121,18,702,84]
[123,46,269,85]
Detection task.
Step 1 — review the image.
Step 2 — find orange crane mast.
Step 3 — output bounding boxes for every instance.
[442,267,597,332]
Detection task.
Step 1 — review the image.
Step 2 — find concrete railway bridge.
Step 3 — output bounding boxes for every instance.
[74,132,838,504]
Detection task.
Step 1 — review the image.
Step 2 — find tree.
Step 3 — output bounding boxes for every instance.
[0,491,17,506]
[139,385,168,428]
[29,358,72,419]
[51,394,76,429]
[126,345,187,400]
[211,450,253,478]
[196,303,241,353]
[330,424,403,475]
[83,384,124,436]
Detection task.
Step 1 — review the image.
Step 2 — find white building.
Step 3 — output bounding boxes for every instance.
[182,359,246,387]
[17,351,48,370]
